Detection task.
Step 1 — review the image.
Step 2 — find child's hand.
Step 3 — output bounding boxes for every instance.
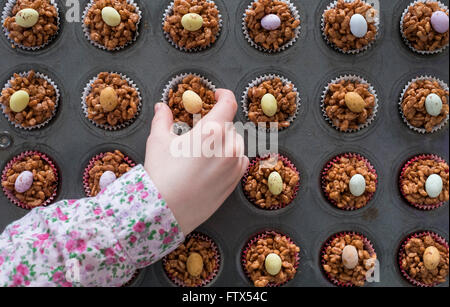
[144,89,249,235]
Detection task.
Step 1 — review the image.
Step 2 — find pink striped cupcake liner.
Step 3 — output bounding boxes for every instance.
[1,150,59,210]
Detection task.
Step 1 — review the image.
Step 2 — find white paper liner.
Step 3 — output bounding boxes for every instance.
[1,0,60,50]
[321,0,380,54]
[81,0,142,51]
[241,74,300,132]
[400,0,449,55]
[399,75,449,134]
[81,72,142,131]
[161,72,217,134]
[242,0,301,53]
[321,74,379,133]
[162,0,223,53]
[1,71,60,130]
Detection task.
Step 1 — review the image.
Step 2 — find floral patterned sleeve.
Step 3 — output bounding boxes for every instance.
[0,165,184,287]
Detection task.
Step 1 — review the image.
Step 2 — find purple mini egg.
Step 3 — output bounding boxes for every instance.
[15,170,33,193]
[431,11,449,34]
[99,171,117,191]
[261,14,281,31]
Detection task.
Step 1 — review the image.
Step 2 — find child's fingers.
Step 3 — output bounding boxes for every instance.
[150,103,174,138]
[202,89,237,124]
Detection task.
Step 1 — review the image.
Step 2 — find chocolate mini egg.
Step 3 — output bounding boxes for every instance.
[342,245,359,269]
[349,174,366,197]
[100,87,118,112]
[431,11,449,34]
[181,13,204,32]
[15,170,33,193]
[425,93,443,117]
[425,174,443,198]
[345,92,365,113]
[187,252,204,277]
[9,90,30,113]
[268,171,283,196]
[182,90,203,114]
[423,246,441,270]
[261,14,281,31]
[261,93,278,117]
[99,171,117,191]
[265,253,282,276]
[101,7,121,27]
[15,8,39,28]
[350,14,368,38]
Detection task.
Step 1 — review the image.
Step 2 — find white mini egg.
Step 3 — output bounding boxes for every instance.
[425,93,443,117]
[349,174,366,197]
[350,14,368,38]
[425,174,443,198]
[99,171,117,191]
[342,245,359,270]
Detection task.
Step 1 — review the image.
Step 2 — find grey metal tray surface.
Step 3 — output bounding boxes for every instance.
[0,0,448,287]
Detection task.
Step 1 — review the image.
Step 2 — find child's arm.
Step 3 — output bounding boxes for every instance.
[0,89,248,287]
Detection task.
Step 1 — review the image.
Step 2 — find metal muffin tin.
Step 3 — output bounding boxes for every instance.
[0,0,448,287]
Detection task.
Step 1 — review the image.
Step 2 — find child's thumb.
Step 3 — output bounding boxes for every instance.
[150,103,174,137]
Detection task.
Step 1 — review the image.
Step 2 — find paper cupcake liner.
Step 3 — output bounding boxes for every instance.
[241,74,300,132]
[242,0,301,53]
[321,153,378,211]
[162,0,223,53]
[242,153,300,210]
[320,231,376,287]
[400,0,449,55]
[161,72,217,133]
[162,232,221,287]
[122,269,141,287]
[398,231,449,287]
[81,72,142,131]
[1,71,60,131]
[1,0,60,51]
[1,150,59,210]
[241,230,300,287]
[81,0,142,51]
[83,151,136,197]
[399,154,449,210]
[321,0,380,54]
[399,75,449,134]
[321,74,379,133]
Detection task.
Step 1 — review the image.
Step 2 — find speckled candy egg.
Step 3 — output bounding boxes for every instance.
[15,170,33,193]
[261,14,281,31]
[15,8,39,28]
[99,171,117,191]
[425,93,443,117]
[349,14,368,38]
[349,174,366,197]
[431,11,449,34]
[342,245,359,269]
[425,174,443,198]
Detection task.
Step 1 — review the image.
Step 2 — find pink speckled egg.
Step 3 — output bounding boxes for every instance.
[15,170,33,193]
[99,171,117,191]
[261,14,281,31]
[431,11,449,34]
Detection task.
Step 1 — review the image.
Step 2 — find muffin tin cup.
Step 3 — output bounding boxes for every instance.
[82,151,136,197]
[321,152,377,211]
[161,72,217,133]
[320,0,380,54]
[321,74,379,133]
[400,0,449,55]
[242,0,301,53]
[81,0,142,52]
[241,73,300,132]
[81,72,142,131]
[162,0,223,53]
[1,71,60,131]
[399,75,449,134]
[399,154,449,211]
[242,153,300,211]
[320,231,376,287]
[398,231,449,287]
[1,0,61,51]
[162,232,221,287]
[1,150,59,210]
[241,230,300,287]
